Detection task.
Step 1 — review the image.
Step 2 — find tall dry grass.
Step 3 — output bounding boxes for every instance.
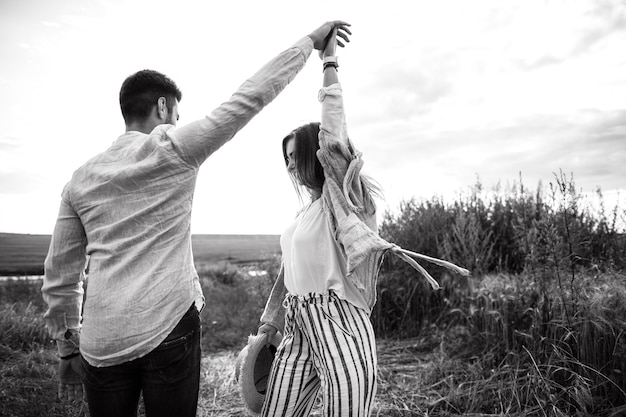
[198,259,279,351]
[376,172,626,415]
[0,285,86,417]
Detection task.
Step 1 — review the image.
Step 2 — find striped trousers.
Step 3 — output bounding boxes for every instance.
[261,291,377,417]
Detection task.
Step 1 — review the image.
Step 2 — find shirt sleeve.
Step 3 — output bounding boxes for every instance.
[168,36,314,167]
[41,187,87,356]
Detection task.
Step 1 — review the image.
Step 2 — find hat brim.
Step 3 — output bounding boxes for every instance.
[235,332,283,415]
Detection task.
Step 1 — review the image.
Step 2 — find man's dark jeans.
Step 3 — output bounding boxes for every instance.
[81,304,201,417]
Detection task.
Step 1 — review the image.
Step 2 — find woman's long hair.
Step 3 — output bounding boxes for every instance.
[282,122,382,209]
[282,122,324,200]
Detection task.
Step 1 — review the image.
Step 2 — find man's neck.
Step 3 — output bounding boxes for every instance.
[125,120,158,134]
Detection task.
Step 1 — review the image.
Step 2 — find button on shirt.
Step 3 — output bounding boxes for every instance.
[42,36,314,367]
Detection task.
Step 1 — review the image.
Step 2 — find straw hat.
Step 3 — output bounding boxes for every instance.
[235,331,283,415]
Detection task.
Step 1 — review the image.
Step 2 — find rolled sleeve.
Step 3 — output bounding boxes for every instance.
[317,83,353,182]
[319,83,347,145]
[317,82,372,214]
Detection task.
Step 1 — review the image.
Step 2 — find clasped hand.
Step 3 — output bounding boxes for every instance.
[309,20,352,52]
[257,323,279,347]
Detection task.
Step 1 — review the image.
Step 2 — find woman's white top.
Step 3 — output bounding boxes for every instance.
[281,198,369,312]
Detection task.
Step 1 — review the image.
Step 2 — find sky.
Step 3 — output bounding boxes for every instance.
[1,0,625,236]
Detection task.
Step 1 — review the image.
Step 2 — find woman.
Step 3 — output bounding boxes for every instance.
[257,27,468,417]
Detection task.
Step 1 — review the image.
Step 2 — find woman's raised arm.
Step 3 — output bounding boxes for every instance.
[322,28,341,87]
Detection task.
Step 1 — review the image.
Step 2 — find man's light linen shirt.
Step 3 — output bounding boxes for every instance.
[42,36,313,367]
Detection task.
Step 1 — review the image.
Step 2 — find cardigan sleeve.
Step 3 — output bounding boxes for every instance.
[260,263,287,331]
[316,83,375,216]
[315,85,469,302]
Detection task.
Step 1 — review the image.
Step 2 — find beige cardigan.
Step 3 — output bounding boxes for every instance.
[260,84,469,331]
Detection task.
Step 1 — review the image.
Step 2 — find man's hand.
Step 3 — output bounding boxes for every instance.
[309,21,351,51]
[323,28,338,58]
[58,355,85,403]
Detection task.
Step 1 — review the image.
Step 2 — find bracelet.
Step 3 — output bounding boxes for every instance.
[323,62,338,72]
[60,351,80,360]
[322,56,339,72]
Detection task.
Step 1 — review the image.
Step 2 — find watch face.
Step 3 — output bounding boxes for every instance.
[64,329,80,346]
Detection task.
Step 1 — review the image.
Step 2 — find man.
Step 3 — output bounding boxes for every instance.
[41,20,352,417]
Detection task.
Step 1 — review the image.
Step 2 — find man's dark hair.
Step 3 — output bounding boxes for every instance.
[119,69,182,124]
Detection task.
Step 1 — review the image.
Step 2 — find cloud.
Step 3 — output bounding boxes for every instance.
[358,107,625,204]
[351,48,458,125]
[452,109,625,189]
[0,136,20,151]
[0,172,46,195]
[513,0,626,70]
[573,0,626,54]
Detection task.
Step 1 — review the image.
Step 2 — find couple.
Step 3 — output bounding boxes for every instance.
[42,19,376,417]
[43,19,465,417]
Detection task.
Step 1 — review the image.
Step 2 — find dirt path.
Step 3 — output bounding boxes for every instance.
[198,337,440,417]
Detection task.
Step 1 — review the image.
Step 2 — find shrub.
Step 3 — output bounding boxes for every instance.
[375,172,626,413]
[197,260,278,351]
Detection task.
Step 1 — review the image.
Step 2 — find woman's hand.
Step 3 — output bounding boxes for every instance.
[309,21,351,52]
[321,28,342,85]
[257,323,278,347]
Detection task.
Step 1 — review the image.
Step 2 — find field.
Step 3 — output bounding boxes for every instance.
[1,279,507,417]
[5,269,624,417]
[2,190,626,417]
[0,232,439,417]
[0,233,281,276]
[0,234,52,275]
